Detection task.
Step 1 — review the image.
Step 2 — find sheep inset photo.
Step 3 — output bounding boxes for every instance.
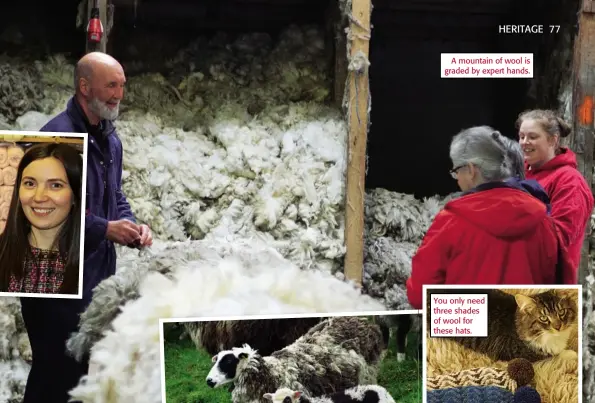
[161,313,422,403]
[0,131,86,298]
[424,286,580,403]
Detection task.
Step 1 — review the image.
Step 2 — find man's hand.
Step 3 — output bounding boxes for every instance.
[106,219,141,246]
[139,224,153,247]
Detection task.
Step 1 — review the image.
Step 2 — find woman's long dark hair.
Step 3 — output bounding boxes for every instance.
[0,143,82,294]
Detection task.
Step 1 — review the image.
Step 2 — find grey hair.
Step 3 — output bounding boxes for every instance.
[449,126,513,182]
[73,62,94,94]
[498,135,525,179]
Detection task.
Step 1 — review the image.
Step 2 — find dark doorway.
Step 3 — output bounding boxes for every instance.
[366,0,578,198]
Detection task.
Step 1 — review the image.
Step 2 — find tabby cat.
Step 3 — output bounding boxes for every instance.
[426,288,577,362]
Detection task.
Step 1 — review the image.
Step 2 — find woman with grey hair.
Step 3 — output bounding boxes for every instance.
[448,125,514,190]
[499,135,525,180]
[405,126,571,309]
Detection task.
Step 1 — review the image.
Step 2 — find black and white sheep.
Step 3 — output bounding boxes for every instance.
[184,317,323,356]
[263,385,396,403]
[205,316,387,403]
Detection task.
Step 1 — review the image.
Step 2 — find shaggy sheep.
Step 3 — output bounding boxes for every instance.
[374,314,421,362]
[184,317,323,356]
[264,385,396,403]
[66,262,157,361]
[206,316,386,403]
[66,241,172,361]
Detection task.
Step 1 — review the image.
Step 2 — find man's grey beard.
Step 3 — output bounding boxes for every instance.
[89,97,119,121]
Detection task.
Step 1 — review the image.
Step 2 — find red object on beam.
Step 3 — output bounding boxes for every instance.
[87,6,103,43]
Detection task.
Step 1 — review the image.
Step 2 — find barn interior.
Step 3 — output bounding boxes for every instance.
[0,0,579,198]
[0,3,590,401]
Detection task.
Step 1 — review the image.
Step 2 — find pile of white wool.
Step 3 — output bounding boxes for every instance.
[67,237,385,403]
[0,23,457,402]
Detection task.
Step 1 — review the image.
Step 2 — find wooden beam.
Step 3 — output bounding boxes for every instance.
[569,0,595,294]
[106,1,115,54]
[86,0,110,54]
[343,0,372,285]
[17,137,85,145]
[0,136,84,145]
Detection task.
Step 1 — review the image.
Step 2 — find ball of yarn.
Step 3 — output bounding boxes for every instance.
[508,358,534,386]
[513,386,541,403]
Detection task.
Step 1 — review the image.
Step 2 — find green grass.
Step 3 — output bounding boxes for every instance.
[164,337,231,403]
[378,331,423,403]
[163,322,422,403]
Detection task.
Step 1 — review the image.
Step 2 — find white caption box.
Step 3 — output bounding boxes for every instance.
[441,53,534,78]
[430,293,488,337]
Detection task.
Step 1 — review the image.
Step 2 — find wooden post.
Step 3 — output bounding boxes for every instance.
[569,3,595,401]
[569,0,595,287]
[86,0,110,54]
[343,0,372,285]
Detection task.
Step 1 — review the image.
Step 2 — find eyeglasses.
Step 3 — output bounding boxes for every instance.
[450,164,465,179]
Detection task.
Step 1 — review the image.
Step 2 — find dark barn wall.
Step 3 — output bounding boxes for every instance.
[367,35,498,198]
[0,0,579,199]
[0,0,330,61]
[105,0,331,74]
[365,0,578,198]
[0,0,82,57]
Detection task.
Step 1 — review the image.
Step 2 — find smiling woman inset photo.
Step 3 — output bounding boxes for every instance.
[0,142,83,295]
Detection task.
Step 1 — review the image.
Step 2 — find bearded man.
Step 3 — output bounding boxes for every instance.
[19,52,152,402]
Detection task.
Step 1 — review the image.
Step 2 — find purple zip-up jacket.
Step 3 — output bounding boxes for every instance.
[17,96,136,402]
[39,96,136,306]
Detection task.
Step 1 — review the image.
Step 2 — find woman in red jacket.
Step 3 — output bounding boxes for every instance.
[517,109,594,283]
[406,126,567,309]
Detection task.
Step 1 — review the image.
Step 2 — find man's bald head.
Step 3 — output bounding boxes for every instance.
[74,52,126,124]
[74,52,123,94]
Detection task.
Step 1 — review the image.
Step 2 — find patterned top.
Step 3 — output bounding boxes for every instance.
[8,247,65,294]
